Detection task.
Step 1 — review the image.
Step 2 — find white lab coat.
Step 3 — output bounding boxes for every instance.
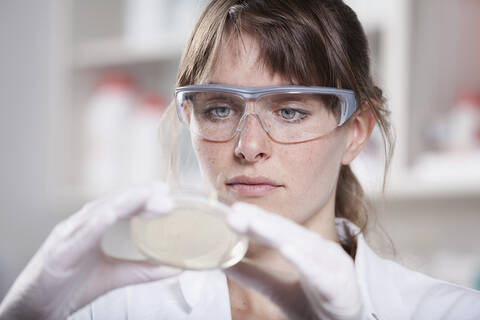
[70,218,480,320]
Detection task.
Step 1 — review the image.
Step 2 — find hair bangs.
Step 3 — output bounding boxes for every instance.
[228,12,336,87]
[178,0,345,89]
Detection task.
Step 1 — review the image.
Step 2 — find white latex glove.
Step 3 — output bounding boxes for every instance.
[225,202,368,320]
[0,183,182,320]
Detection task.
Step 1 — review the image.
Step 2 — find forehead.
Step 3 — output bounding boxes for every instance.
[208,33,292,87]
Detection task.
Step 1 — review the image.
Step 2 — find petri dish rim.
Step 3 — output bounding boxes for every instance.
[130,193,248,270]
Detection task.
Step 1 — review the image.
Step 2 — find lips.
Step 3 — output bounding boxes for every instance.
[225,175,283,197]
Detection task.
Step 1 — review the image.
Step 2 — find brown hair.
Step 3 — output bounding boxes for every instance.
[173,0,394,232]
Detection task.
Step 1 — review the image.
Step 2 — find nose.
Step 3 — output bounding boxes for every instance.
[234,114,272,163]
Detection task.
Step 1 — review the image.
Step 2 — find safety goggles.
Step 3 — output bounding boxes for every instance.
[175,84,358,143]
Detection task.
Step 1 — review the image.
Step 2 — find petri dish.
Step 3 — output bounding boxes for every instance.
[130,193,248,270]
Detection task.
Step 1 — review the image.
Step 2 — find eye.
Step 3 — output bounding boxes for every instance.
[278,108,307,121]
[212,106,231,118]
[207,106,233,119]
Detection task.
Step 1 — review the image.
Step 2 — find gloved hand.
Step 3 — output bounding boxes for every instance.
[0,183,182,320]
[225,202,367,320]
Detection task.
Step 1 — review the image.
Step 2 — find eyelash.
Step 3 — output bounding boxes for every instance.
[276,108,309,122]
[202,106,235,121]
[199,104,310,123]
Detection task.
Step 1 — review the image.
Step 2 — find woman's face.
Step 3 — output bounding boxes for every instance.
[191,35,366,228]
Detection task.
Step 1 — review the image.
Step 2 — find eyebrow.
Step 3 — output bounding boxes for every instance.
[205,80,300,87]
[206,81,237,86]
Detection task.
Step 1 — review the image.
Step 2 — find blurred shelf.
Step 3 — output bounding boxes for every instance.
[386,174,480,200]
[73,37,186,69]
[387,151,480,199]
[359,150,480,200]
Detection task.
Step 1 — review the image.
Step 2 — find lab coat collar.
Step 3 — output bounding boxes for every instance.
[342,218,409,319]
[178,270,209,312]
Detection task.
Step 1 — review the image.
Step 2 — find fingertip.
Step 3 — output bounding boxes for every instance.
[144,196,174,214]
[107,185,152,219]
[226,210,249,235]
[143,181,174,215]
[231,201,256,212]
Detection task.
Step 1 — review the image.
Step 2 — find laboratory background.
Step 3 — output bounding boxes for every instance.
[1,0,480,300]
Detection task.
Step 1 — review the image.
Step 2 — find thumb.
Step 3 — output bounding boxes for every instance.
[106,258,183,289]
[71,258,183,314]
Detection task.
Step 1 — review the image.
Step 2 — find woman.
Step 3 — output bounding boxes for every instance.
[1,0,479,319]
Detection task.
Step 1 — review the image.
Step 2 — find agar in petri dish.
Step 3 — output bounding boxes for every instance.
[130,193,248,270]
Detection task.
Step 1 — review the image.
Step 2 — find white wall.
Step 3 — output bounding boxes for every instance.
[0,0,60,299]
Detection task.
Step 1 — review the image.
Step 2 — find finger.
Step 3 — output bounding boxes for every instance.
[227,203,363,318]
[103,256,183,289]
[227,202,351,289]
[139,182,174,218]
[73,257,183,312]
[227,202,324,252]
[55,185,151,240]
[78,182,173,242]
[46,183,174,268]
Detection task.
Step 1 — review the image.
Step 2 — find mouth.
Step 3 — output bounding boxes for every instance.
[225,175,283,197]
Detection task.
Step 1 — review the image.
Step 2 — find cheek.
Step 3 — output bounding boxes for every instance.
[289,137,342,174]
[282,136,346,208]
[192,137,230,182]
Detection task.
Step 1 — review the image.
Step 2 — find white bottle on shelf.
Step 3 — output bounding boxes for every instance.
[83,73,136,197]
[127,93,167,185]
[448,92,480,152]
